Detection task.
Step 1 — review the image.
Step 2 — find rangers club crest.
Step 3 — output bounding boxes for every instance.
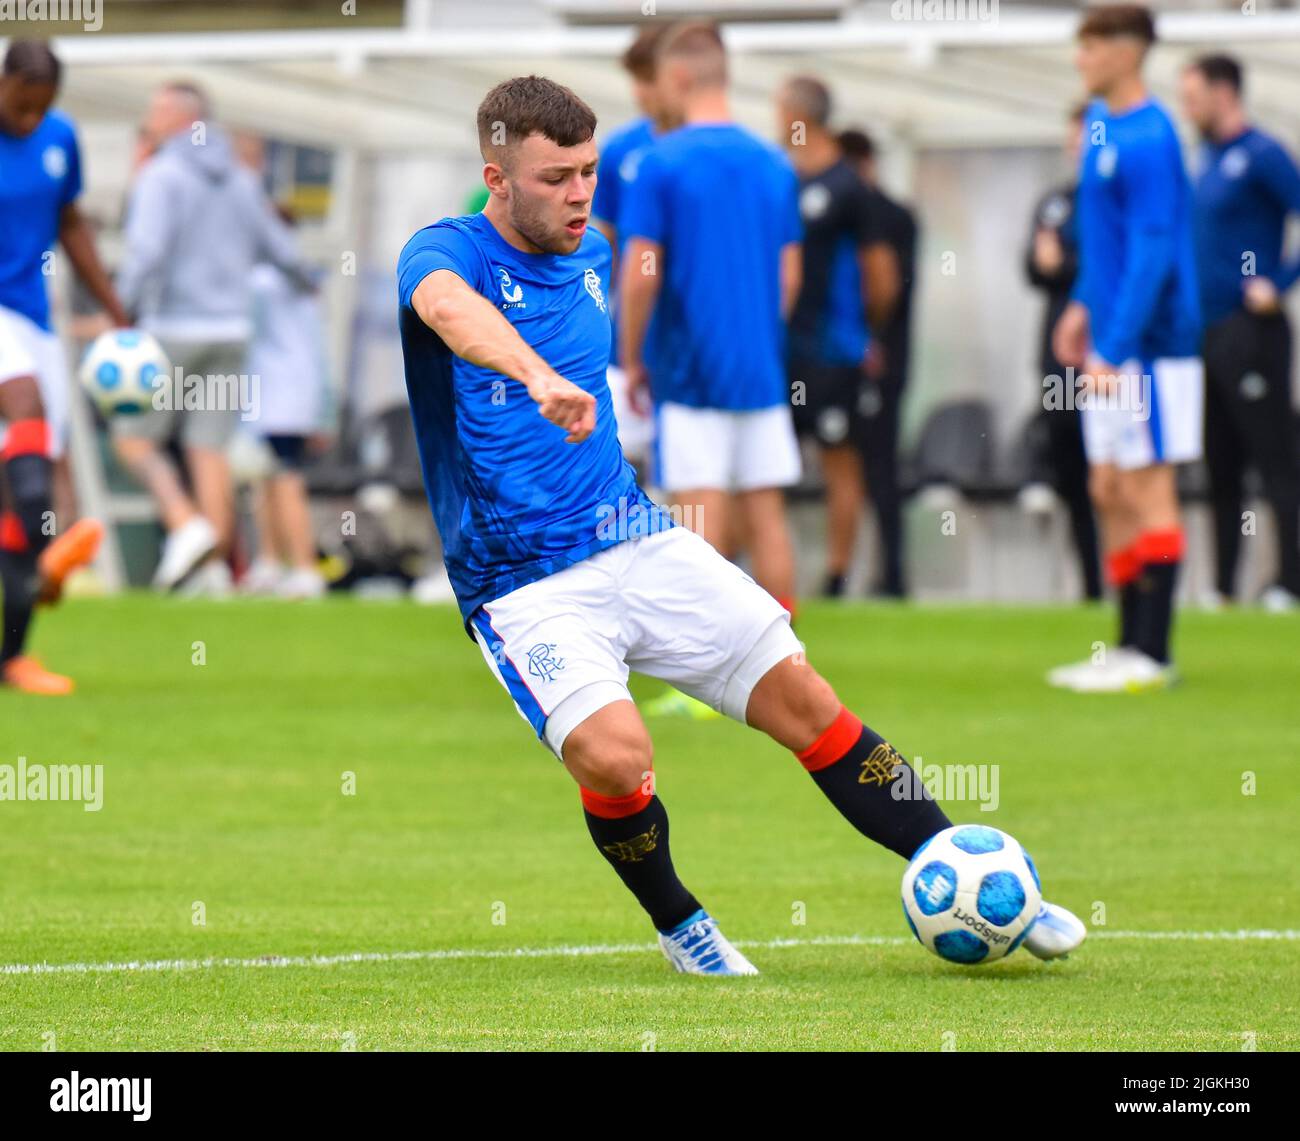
[583,267,606,312]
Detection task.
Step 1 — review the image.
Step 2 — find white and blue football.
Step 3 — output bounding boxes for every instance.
[901,824,1042,965]
[78,328,170,416]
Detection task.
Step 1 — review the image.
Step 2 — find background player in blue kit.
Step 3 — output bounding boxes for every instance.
[1050,4,1203,694]
[590,24,670,475]
[397,74,1085,975]
[618,22,802,619]
[0,41,128,695]
[1180,54,1300,612]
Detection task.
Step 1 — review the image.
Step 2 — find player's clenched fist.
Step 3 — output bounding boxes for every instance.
[526,371,597,443]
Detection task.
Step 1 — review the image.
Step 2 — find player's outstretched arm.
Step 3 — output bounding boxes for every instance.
[411,268,595,444]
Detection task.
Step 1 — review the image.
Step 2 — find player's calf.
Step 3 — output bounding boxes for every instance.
[747,655,952,859]
[562,701,703,937]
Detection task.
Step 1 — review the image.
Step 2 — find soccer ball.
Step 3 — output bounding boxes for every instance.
[78,329,170,416]
[901,824,1042,965]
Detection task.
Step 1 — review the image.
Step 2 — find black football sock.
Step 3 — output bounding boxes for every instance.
[822,572,846,599]
[0,547,38,666]
[3,422,55,560]
[1119,582,1139,649]
[582,788,702,934]
[796,706,952,860]
[1135,561,1180,665]
[1133,529,1185,665]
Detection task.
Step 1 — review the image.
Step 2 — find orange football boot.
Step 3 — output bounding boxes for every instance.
[1,655,75,695]
[37,517,104,603]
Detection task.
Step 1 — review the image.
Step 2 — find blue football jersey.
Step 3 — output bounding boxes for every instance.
[1073,99,1201,365]
[1192,127,1300,327]
[0,110,82,331]
[621,123,802,410]
[397,213,672,630]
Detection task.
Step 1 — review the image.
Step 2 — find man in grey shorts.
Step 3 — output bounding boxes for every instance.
[112,81,312,591]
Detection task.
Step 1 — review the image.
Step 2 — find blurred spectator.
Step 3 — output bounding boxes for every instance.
[839,127,916,597]
[1023,104,1102,601]
[777,77,899,598]
[234,134,330,600]
[111,81,312,595]
[1182,54,1300,610]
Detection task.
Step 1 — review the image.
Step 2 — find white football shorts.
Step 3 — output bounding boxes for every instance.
[1080,356,1204,470]
[0,305,70,459]
[469,526,802,758]
[652,401,801,493]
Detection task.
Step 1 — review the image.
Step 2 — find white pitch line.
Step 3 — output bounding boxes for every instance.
[2,929,1296,978]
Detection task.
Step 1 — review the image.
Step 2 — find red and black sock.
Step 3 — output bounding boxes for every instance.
[582,784,702,934]
[1106,544,1142,649]
[1132,528,1184,665]
[796,706,952,860]
[0,419,51,667]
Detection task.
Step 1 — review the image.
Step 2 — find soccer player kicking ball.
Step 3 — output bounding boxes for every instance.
[398,76,1085,975]
[1050,5,1203,694]
[1,41,123,693]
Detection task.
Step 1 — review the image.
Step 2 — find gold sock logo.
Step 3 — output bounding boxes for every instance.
[859,742,904,787]
[602,823,660,863]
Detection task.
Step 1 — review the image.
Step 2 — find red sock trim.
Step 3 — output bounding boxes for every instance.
[1105,545,1141,587]
[775,594,797,621]
[796,705,863,773]
[1134,527,1185,565]
[1,419,51,460]
[580,783,652,819]
[0,511,27,553]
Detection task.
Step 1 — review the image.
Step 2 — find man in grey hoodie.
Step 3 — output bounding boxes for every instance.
[112,81,312,592]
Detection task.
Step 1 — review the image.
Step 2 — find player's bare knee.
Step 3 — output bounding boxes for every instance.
[563,717,652,796]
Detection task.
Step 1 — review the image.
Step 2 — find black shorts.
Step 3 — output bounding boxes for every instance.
[788,359,862,448]
[266,433,309,472]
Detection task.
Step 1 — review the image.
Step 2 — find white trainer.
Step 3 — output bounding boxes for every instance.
[1047,646,1139,690]
[276,568,327,600]
[1024,901,1088,960]
[153,516,217,590]
[658,909,759,976]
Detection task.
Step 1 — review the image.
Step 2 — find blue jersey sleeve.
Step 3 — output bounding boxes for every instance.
[621,149,667,245]
[1254,139,1300,295]
[783,162,802,246]
[592,135,625,228]
[1095,133,1182,365]
[61,124,82,207]
[397,224,485,309]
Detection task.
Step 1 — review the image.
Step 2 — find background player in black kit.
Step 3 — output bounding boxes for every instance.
[776,78,898,598]
[840,127,916,599]
[1024,104,1102,602]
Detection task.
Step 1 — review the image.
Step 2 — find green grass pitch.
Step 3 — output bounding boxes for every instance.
[1,596,1296,1051]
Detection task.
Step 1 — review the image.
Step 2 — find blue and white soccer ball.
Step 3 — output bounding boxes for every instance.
[901,824,1042,965]
[78,329,170,416]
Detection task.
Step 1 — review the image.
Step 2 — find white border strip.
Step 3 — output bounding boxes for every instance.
[3,929,1295,977]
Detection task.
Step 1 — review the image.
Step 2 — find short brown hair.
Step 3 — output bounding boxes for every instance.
[782,76,833,129]
[476,75,597,168]
[657,20,727,88]
[1078,4,1156,45]
[621,24,670,82]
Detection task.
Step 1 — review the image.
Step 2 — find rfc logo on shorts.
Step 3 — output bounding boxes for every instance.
[526,642,565,682]
[497,268,525,309]
[583,268,606,312]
